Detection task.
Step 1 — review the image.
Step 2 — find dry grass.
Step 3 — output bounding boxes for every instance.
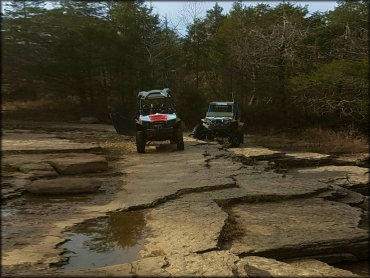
[253,127,369,154]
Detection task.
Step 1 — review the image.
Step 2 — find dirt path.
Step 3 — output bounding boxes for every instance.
[1,121,369,276]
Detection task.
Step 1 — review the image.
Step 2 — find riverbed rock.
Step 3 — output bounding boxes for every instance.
[234,171,329,200]
[230,198,368,261]
[317,185,365,206]
[47,153,108,175]
[25,177,101,194]
[297,166,369,195]
[236,256,358,277]
[142,196,227,257]
[165,251,239,276]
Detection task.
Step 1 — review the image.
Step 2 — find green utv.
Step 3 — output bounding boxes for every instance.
[192,101,244,147]
[109,88,184,153]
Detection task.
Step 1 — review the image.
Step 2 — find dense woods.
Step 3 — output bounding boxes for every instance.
[1,1,368,131]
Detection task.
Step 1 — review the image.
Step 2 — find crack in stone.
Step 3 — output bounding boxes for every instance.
[236,236,369,262]
[195,247,220,254]
[213,186,331,208]
[120,182,238,212]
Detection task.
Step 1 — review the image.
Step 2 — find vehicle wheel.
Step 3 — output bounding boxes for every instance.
[136,131,146,153]
[176,127,184,150]
[229,133,241,148]
[237,131,244,144]
[193,123,206,140]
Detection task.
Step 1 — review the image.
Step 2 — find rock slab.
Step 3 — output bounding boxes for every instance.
[230,198,368,261]
[236,256,358,277]
[26,177,101,194]
[47,153,108,175]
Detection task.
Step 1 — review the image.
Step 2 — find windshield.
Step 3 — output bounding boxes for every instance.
[140,98,176,116]
[209,104,232,113]
[206,104,233,118]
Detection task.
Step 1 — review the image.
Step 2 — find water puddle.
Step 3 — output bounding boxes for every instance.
[61,211,149,270]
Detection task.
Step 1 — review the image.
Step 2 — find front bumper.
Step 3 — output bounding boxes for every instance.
[145,126,174,140]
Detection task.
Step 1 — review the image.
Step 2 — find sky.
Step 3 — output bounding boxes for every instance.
[148,1,338,34]
[1,1,338,35]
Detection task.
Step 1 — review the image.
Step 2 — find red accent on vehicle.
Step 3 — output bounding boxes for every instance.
[149,114,167,122]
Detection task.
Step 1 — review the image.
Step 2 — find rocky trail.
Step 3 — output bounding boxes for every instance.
[1,121,369,276]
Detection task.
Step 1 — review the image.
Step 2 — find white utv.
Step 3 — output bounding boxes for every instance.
[109,88,184,153]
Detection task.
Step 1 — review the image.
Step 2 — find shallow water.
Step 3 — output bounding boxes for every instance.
[61,211,149,270]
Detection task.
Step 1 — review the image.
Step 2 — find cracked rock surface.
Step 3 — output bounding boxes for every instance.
[1,123,369,276]
[229,198,368,260]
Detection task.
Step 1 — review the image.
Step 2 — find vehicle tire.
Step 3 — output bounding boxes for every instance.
[237,130,244,144]
[229,133,241,148]
[176,127,184,151]
[193,123,206,140]
[136,131,146,153]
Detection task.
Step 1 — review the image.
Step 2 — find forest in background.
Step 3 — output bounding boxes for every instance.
[1,1,368,132]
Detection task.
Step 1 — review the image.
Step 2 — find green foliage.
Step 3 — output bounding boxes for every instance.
[290,58,368,122]
[1,0,368,130]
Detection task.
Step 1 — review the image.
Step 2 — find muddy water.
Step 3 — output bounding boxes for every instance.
[61,211,150,270]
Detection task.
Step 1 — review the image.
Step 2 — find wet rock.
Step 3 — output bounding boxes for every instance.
[236,256,358,277]
[2,236,62,267]
[62,257,169,277]
[105,144,238,211]
[47,153,108,175]
[79,117,99,124]
[142,197,227,257]
[230,198,368,261]
[25,177,101,194]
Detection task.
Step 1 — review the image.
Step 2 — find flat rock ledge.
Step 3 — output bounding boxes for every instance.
[298,166,369,195]
[47,153,108,175]
[236,256,358,277]
[25,177,101,194]
[61,252,358,277]
[141,196,228,257]
[230,198,368,261]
